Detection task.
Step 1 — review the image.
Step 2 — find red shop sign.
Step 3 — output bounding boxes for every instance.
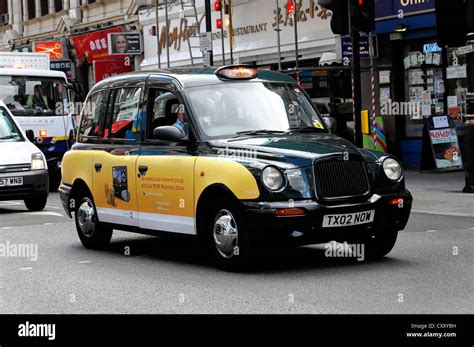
[72,27,125,62]
[93,58,133,83]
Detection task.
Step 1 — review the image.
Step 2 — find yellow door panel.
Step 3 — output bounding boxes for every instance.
[61,150,94,188]
[93,151,139,226]
[194,157,260,209]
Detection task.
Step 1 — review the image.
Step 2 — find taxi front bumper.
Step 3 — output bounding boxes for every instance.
[241,189,412,244]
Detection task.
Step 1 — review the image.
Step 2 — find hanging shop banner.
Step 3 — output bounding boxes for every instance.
[93,58,133,83]
[108,32,142,55]
[375,0,436,19]
[72,27,125,63]
[50,60,74,80]
[33,41,64,61]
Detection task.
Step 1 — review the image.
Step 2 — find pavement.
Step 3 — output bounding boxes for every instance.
[405,170,474,217]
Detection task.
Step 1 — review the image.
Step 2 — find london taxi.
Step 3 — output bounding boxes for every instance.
[0,100,49,211]
[59,66,412,271]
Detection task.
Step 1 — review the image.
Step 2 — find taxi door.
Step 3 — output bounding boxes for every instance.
[92,87,142,228]
[136,86,197,235]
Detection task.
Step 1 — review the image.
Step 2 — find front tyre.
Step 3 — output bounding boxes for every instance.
[75,195,112,249]
[362,228,398,259]
[208,198,252,271]
[24,195,48,211]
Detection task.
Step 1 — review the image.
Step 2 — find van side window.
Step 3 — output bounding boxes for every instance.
[78,91,107,141]
[146,88,187,140]
[106,87,141,140]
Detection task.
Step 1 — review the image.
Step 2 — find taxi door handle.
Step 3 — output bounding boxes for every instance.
[138,166,148,176]
[94,163,102,173]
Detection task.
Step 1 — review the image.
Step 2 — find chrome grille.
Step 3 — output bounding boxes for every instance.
[0,163,31,173]
[314,160,369,199]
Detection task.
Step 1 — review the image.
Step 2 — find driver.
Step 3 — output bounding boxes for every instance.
[26,85,50,111]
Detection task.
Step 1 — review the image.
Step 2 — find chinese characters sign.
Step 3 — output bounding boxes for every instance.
[272,0,331,28]
[93,59,133,83]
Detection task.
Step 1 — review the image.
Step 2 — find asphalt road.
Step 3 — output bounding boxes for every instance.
[0,193,473,314]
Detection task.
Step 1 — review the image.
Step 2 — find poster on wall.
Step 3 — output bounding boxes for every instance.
[93,58,133,83]
[108,33,142,55]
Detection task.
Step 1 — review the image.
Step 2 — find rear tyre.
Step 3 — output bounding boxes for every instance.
[74,193,112,250]
[205,196,253,272]
[360,228,398,259]
[24,195,48,211]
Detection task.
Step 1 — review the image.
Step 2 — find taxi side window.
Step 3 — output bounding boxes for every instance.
[105,87,141,140]
[146,88,186,140]
[78,91,107,142]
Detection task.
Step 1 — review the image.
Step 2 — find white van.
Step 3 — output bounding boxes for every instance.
[0,100,49,211]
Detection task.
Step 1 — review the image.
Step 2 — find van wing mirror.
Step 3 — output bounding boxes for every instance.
[25,129,35,142]
[153,125,188,142]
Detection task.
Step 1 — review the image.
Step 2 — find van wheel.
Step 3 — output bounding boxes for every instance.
[361,228,398,259]
[24,195,48,211]
[75,194,112,249]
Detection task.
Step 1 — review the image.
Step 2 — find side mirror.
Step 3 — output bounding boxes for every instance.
[153,125,187,142]
[323,117,337,133]
[25,129,35,142]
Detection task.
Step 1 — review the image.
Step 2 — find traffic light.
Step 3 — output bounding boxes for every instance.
[216,18,222,29]
[318,0,349,35]
[351,0,375,33]
[287,1,295,16]
[214,0,221,12]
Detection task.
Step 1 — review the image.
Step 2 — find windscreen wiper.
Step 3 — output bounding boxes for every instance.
[0,135,15,140]
[232,129,286,138]
[285,126,326,134]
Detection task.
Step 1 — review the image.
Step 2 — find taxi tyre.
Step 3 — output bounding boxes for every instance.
[360,228,398,259]
[74,193,113,250]
[206,196,253,272]
[24,195,48,211]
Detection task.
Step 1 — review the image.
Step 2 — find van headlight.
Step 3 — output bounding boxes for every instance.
[31,153,46,170]
[262,166,285,191]
[383,157,402,181]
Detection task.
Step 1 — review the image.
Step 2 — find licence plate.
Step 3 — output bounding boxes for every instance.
[0,177,24,187]
[322,210,375,228]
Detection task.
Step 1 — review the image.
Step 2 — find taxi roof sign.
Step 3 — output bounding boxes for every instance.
[215,65,258,80]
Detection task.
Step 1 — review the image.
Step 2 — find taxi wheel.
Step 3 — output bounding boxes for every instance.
[24,195,47,211]
[208,198,252,271]
[362,228,398,259]
[74,194,112,250]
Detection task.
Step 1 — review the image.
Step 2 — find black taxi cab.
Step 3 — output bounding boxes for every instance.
[59,65,412,270]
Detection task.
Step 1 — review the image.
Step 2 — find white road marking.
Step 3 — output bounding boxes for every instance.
[17,211,65,217]
[0,201,22,206]
[78,261,92,264]
[45,205,62,210]
[426,230,437,233]
[43,223,54,226]
[19,267,32,271]
[1,227,13,230]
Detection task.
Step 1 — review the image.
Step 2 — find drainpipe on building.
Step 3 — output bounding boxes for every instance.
[463,0,474,193]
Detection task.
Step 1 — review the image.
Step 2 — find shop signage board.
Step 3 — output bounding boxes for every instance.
[199,32,213,52]
[422,115,464,171]
[456,45,474,56]
[93,59,133,83]
[33,41,65,61]
[338,36,379,60]
[375,0,436,20]
[108,33,142,55]
[50,60,74,80]
[72,27,126,63]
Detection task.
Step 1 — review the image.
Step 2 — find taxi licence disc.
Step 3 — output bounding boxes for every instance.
[0,177,24,187]
[322,210,375,228]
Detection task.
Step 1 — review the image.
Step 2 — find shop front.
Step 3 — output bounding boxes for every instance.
[374,0,467,171]
[139,0,335,71]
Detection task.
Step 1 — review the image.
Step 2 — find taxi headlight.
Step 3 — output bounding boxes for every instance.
[383,157,402,181]
[262,166,285,191]
[31,153,46,170]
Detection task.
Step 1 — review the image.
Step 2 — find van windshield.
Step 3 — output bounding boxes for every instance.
[0,107,23,142]
[184,82,327,140]
[0,76,68,117]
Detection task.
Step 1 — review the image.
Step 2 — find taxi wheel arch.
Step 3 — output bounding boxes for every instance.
[71,179,112,249]
[196,185,252,271]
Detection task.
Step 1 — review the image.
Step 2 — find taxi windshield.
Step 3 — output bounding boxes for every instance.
[0,107,23,142]
[185,82,327,140]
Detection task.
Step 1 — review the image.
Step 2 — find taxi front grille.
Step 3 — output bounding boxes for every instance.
[314,160,369,199]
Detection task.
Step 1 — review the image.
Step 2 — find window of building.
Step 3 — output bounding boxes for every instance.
[40,0,48,16]
[55,0,63,11]
[27,0,35,20]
